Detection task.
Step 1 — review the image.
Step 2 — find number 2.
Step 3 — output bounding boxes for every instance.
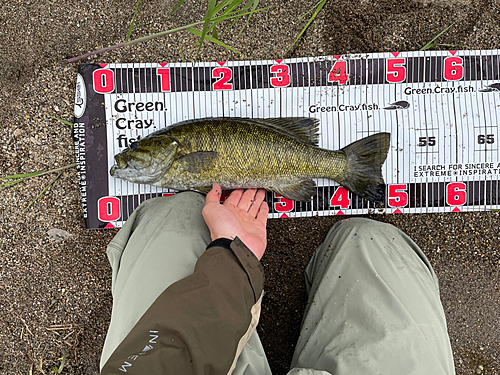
[212,67,233,90]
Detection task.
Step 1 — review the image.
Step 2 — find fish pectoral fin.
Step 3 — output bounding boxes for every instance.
[177,151,218,173]
[273,179,317,201]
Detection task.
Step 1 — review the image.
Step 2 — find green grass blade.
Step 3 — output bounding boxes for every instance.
[219,0,257,38]
[234,0,259,39]
[297,0,323,22]
[288,0,327,51]
[187,27,243,55]
[57,351,67,373]
[0,164,76,181]
[0,178,28,189]
[421,21,457,51]
[48,115,73,127]
[196,0,217,60]
[213,0,235,15]
[23,171,63,213]
[168,0,187,17]
[1,171,48,180]
[424,43,470,49]
[126,0,142,42]
[214,0,245,15]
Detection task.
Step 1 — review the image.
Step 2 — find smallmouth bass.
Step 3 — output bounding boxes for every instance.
[110,117,390,202]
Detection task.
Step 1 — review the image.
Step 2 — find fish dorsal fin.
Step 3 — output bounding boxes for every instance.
[249,117,320,146]
[152,117,320,145]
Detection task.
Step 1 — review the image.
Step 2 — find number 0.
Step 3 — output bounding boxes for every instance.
[98,196,121,222]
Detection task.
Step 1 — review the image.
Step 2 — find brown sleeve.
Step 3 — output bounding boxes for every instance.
[101,237,264,375]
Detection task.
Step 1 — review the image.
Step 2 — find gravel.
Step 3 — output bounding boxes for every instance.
[0,0,499,373]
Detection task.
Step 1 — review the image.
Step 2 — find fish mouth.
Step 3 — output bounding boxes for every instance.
[110,155,128,176]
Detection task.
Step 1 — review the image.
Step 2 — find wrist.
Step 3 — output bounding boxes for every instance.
[206,238,233,251]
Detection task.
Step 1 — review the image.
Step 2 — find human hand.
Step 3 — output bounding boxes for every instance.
[202,184,269,260]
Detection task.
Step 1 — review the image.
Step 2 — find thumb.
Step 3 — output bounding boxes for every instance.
[205,183,222,205]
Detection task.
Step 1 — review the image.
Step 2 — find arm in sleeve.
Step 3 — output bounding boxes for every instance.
[101,237,265,375]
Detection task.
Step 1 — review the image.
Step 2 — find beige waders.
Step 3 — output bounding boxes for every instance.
[99,192,272,374]
[100,193,454,375]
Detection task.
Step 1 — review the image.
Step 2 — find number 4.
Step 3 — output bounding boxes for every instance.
[328,60,349,85]
[330,187,350,208]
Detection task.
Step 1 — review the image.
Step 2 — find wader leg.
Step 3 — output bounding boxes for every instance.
[288,218,455,375]
[100,192,271,375]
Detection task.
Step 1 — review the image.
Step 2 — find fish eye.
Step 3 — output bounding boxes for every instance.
[130,142,138,150]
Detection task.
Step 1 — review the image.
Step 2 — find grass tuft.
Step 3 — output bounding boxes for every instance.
[67,0,267,63]
[421,21,469,51]
[1,164,76,212]
[288,0,328,52]
[51,351,68,374]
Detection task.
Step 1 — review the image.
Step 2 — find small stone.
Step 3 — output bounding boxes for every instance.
[47,228,72,242]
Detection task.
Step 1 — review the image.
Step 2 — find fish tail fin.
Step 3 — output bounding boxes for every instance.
[338,133,391,203]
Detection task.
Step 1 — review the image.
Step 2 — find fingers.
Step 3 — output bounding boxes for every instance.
[224,189,244,206]
[205,183,222,205]
[248,189,266,217]
[256,200,269,224]
[237,189,258,212]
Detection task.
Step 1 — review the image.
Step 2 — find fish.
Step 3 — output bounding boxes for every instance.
[110,117,391,203]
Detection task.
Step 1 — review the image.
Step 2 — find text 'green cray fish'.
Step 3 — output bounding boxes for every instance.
[110,117,391,203]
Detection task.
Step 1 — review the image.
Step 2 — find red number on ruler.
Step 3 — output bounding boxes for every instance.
[212,67,233,90]
[328,60,349,85]
[443,56,463,81]
[93,69,115,93]
[274,193,294,212]
[270,64,290,87]
[446,182,467,206]
[157,68,171,92]
[330,187,350,208]
[386,58,406,83]
[388,184,408,207]
[98,196,121,222]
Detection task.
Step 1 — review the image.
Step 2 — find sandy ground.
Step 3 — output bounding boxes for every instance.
[1,0,499,374]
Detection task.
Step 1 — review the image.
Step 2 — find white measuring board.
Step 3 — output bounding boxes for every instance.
[73,50,500,229]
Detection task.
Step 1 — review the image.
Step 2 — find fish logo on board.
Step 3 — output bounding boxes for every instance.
[478,83,500,92]
[384,101,410,110]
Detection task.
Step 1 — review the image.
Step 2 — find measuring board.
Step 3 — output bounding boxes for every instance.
[73,49,500,229]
